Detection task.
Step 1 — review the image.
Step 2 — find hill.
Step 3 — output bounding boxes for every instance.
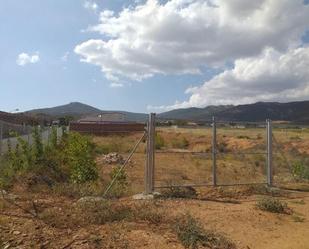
[157,105,233,121]
[159,101,309,123]
[22,100,309,124]
[26,102,148,122]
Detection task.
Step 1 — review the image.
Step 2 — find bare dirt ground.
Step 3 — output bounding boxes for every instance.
[0,188,309,249]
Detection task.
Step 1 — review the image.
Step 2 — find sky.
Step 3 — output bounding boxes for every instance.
[1,0,309,113]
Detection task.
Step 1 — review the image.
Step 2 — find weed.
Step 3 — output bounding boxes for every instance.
[96,141,124,154]
[237,135,250,139]
[155,132,165,150]
[52,182,104,198]
[290,199,305,205]
[256,197,289,214]
[292,160,309,180]
[132,201,164,224]
[290,135,301,140]
[291,214,305,222]
[171,137,189,149]
[173,213,235,249]
[107,166,129,198]
[162,186,197,199]
[77,199,133,225]
[217,141,229,153]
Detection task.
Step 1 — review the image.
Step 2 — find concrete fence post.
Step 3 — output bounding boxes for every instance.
[145,113,156,194]
[212,116,217,186]
[266,119,273,187]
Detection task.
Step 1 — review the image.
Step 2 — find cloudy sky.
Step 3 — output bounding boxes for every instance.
[1,0,309,113]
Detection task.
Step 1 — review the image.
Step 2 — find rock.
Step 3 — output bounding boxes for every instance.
[101,153,125,164]
[12,230,21,235]
[77,196,106,205]
[132,192,161,200]
[0,190,18,201]
[3,243,10,249]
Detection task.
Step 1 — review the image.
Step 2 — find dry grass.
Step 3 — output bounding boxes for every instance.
[92,126,309,195]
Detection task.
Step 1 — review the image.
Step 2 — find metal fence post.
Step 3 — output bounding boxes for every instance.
[145,113,156,194]
[212,116,217,186]
[266,119,273,187]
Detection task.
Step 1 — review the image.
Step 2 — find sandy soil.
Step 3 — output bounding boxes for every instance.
[0,188,308,249]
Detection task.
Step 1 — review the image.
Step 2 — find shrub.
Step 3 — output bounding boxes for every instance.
[171,137,189,149]
[174,214,235,249]
[52,182,104,198]
[132,201,164,224]
[96,141,124,154]
[64,132,98,183]
[155,132,165,150]
[256,197,289,213]
[292,160,309,180]
[1,129,99,191]
[107,166,129,198]
[162,186,197,199]
[32,126,44,163]
[237,135,250,139]
[50,126,58,149]
[217,141,229,153]
[76,199,132,225]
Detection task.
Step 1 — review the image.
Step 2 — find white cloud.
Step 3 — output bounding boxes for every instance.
[109,82,124,88]
[75,0,309,81]
[155,46,309,111]
[84,1,98,12]
[16,52,40,66]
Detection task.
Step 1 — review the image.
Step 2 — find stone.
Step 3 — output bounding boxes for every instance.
[101,153,125,164]
[77,196,106,205]
[132,192,161,200]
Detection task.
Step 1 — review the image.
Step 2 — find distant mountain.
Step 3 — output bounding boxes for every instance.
[22,100,309,124]
[158,105,233,121]
[159,100,309,123]
[26,102,148,122]
[215,101,309,123]
[26,102,101,117]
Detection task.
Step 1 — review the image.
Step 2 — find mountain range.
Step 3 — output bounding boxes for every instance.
[2,100,309,124]
[159,101,309,123]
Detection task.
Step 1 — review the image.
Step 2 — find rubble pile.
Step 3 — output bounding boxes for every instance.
[101,153,125,164]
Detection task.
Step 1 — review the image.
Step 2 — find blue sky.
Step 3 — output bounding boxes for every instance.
[1,0,309,113]
[0,0,207,113]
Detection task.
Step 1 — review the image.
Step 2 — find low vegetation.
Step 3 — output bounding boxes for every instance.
[171,136,190,149]
[0,128,98,190]
[256,197,289,214]
[292,160,309,180]
[107,166,129,198]
[39,199,165,228]
[155,132,165,149]
[162,186,197,199]
[173,213,235,249]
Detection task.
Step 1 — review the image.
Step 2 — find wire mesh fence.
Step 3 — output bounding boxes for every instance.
[148,118,309,190]
[153,121,269,188]
[272,124,309,186]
